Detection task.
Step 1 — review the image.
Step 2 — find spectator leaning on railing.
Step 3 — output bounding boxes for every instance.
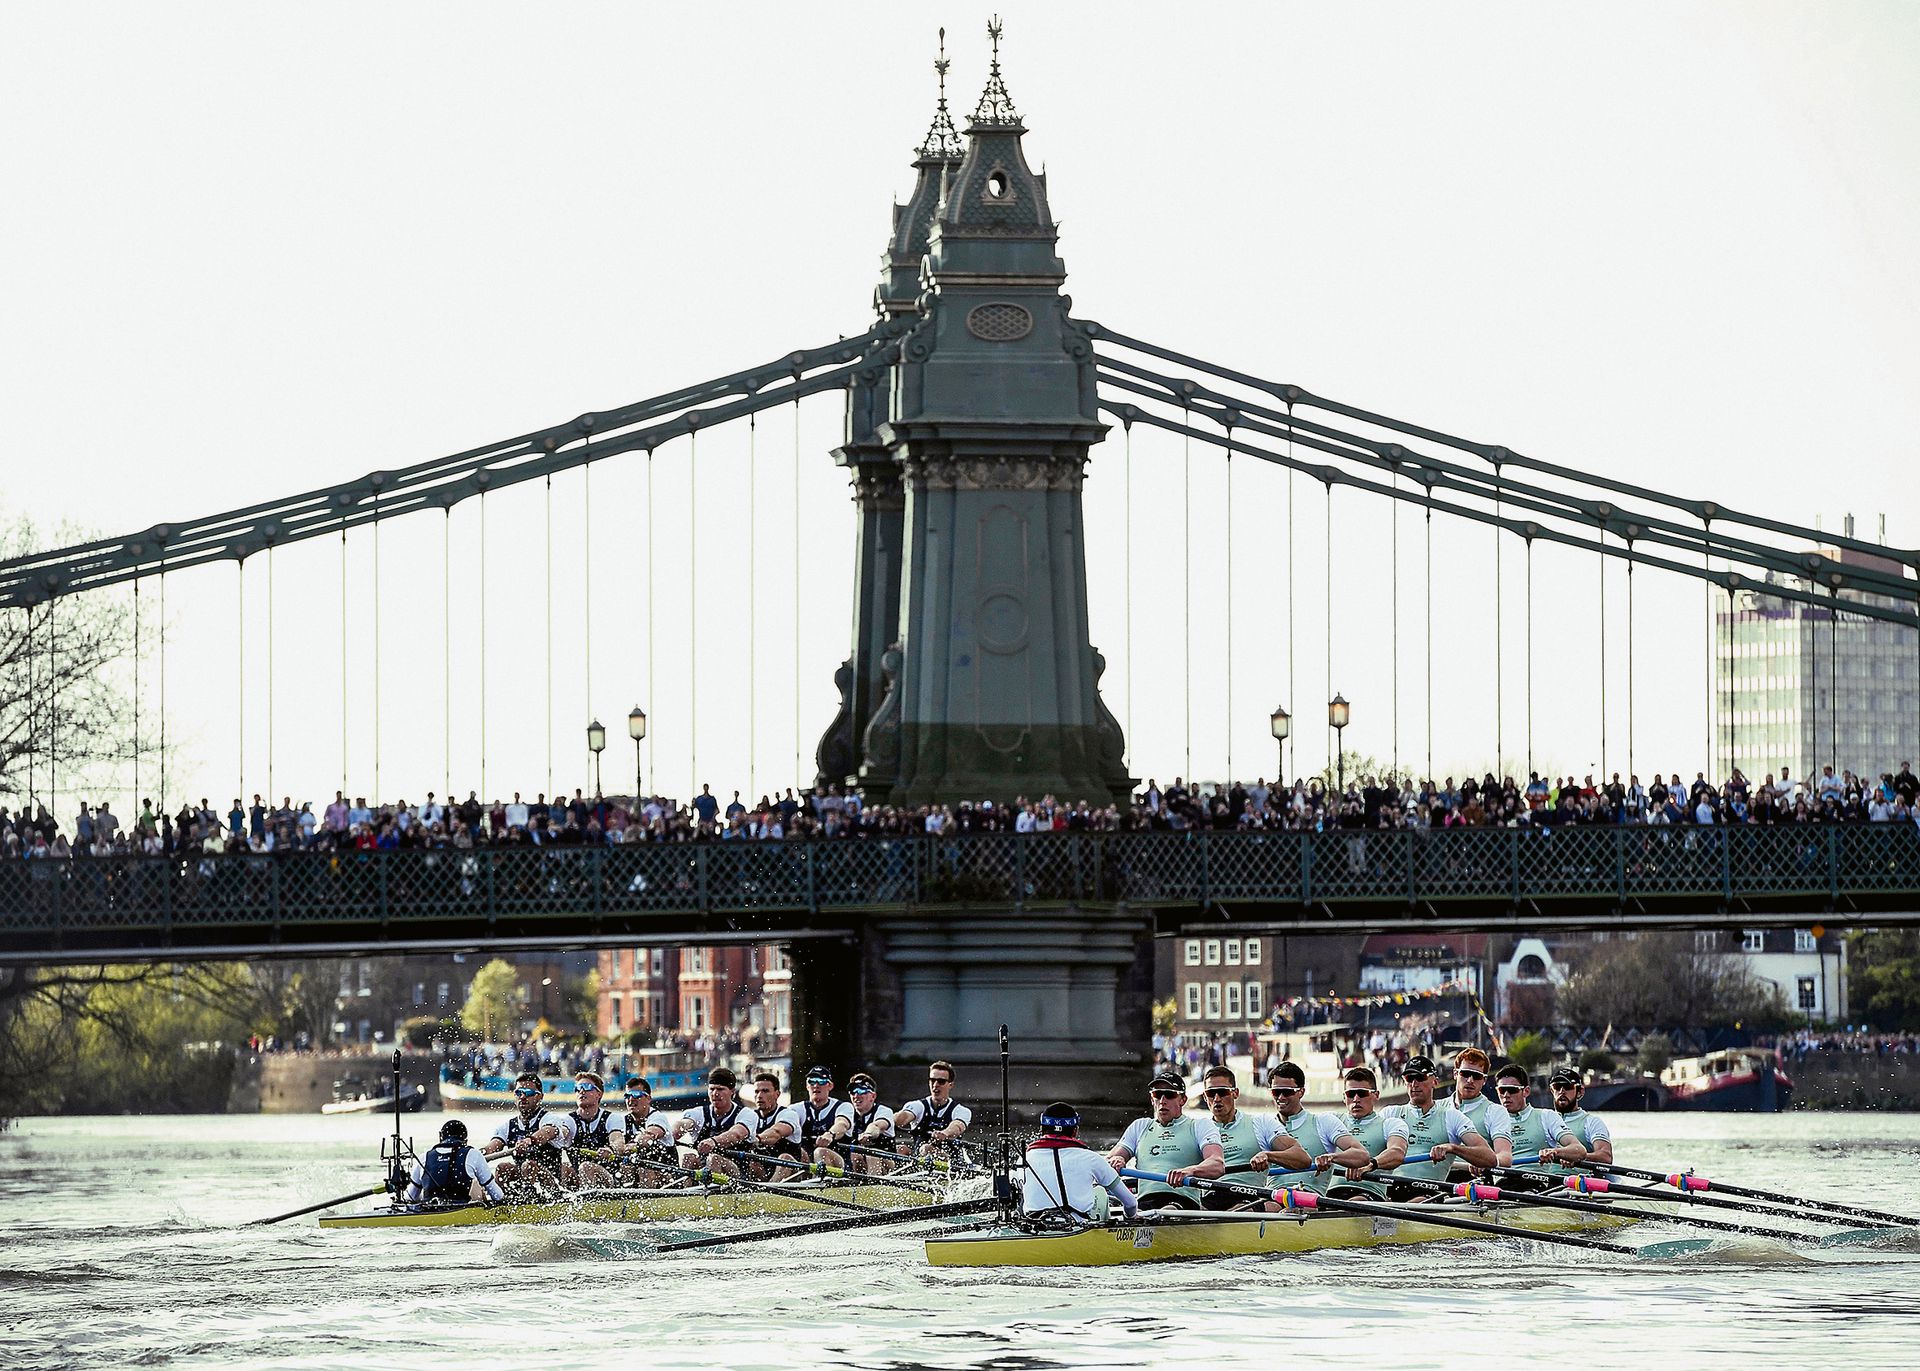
[3,758,1918,862]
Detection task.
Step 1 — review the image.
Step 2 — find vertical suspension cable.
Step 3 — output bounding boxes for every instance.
[1425,487,1433,784]
[1702,518,1712,782]
[1828,586,1838,772]
[443,507,452,800]
[1124,421,1133,766]
[794,397,801,791]
[1325,480,1333,780]
[748,412,758,800]
[1626,549,1635,782]
[1182,406,1192,781]
[584,461,593,790]
[1723,581,1734,778]
[479,490,488,802]
[133,579,141,814]
[690,430,698,795]
[1598,526,1607,781]
[1808,587,1819,775]
[1286,405,1295,785]
[647,449,656,796]
[545,473,553,799]
[1494,466,1503,780]
[373,497,382,801]
[237,558,245,799]
[340,529,348,796]
[1525,536,1534,776]
[1224,428,1233,782]
[25,603,34,809]
[159,567,168,812]
[267,545,275,803]
[47,602,56,824]
[1391,471,1399,778]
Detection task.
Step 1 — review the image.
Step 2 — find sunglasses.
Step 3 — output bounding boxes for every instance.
[1203,1087,1234,1098]
[1343,1088,1374,1099]
[576,1082,602,1092]
[1150,1089,1184,1100]
[1495,1084,1527,1095]
[1403,1072,1433,1083]
[513,1088,541,1098]
[928,1077,952,1085]
[1269,1085,1301,1097]
[1456,1069,1487,1081]
[851,1086,875,1096]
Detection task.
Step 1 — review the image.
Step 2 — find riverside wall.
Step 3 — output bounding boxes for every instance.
[242,1052,442,1114]
[1788,1051,1920,1110]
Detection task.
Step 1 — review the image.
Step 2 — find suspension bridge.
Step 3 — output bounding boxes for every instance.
[4,29,1918,1101]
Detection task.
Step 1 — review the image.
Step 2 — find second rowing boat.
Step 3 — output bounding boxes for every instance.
[320,1177,943,1229]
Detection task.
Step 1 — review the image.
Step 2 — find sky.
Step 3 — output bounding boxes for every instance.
[3,2,1917,817]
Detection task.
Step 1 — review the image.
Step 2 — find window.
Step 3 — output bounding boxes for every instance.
[1204,939,1222,966]
[1184,983,1202,1019]
[630,993,643,1025]
[750,948,761,975]
[1225,982,1242,1018]
[1245,981,1262,1018]
[1797,976,1817,1011]
[1694,931,1718,952]
[768,946,789,974]
[610,997,622,1029]
[651,949,665,977]
[1244,938,1262,964]
[1204,982,1222,1020]
[436,982,449,1007]
[1225,940,1241,966]
[413,982,426,1006]
[1185,940,1201,966]
[1794,931,1816,953]
[634,949,646,979]
[1741,930,1765,953]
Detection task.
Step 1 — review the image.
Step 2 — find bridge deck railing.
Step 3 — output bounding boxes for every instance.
[3,825,1919,941]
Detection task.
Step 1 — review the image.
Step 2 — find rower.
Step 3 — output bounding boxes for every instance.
[564,1071,619,1188]
[612,1077,676,1186]
[1249,1061,1359,1207]
[404,1119,506,1206]
[737,1070,789,1180]
[845,1073,896,1175]
[672,1067,754,1181]
[481,1071,567,1193]
[1546,1066,1614,1165]
[1378,1054,1495,1196]
[1446,1047,1514,1170]
[1196,1065,1283,1211]
[1323,1066,1411,1198]
[1492,1063,1587,1184]
[893,1060,972,1162]
[1023,1102,1139,1226]
[1105,1071,1225,1211]
[762,1065,855,1178]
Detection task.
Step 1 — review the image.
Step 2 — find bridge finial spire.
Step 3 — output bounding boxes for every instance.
[972,14,1022,127]
[916,27,964,160]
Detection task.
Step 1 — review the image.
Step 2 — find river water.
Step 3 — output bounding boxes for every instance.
[3,1109,1918,1370]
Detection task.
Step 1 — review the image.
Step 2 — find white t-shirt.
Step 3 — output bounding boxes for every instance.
[405,1145,504,1203]
[895,1096,973,1136]
[1022,1142,1136,1219]
[1114,1115,1225,1160]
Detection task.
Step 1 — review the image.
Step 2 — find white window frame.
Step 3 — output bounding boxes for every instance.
[1184,982,1202,1019]
[1796,976,1817,1011]
[1204,939,1222,966]
[1794,930,1816,953]
[1244,938,1262,965]
[1225,982,1242,1018]
[1245,981,1262,1018]
[1185,939,1202,966]
[1742,929,1765,953]
[1204,981,1223,1020]
[610,996,622,1029]
[1225,940,1241,965]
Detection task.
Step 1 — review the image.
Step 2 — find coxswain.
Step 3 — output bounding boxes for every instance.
[761,1065,854,1178]
[893,1060,973,1162]
[1445,1047,1514,1170]
[1492,1063,1587,1184]
[1196,1065,1294,1211]
[404,1119,506,1206]
[481,1071,568,1193]
[1023,1102,1139,1225]
[1250,1061,1364,1209]
[1323,1066,1412,1198]
[1546,1066,1613,1164]
[1105,1071,1225,1211]
[1378,1054,1495,1196]
[563,1071,619,1188]
[845,1072,896,1175]
[612,1077,676,1186]
[672,1067,754,1181]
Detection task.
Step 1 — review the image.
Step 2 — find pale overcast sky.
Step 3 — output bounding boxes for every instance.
[3,2,1916,814]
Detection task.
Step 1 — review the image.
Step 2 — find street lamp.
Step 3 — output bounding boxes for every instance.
[1269,705,1291,789]
[1328,694,1350,796]
[587,719,606,798]
[628,705,647,804]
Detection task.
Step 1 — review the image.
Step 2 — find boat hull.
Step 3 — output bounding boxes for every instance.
[318,1179,939,1229]
[924,1201,1639,1267]
[320,1089,426,1116]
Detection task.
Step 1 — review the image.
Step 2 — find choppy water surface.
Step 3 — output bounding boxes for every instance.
[3,1111,1919,1369]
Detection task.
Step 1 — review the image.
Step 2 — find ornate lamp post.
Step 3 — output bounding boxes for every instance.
[1328,694,1350,797]
[628,705,648,804]
[1269,705,1291,789]
[587,719,606,798]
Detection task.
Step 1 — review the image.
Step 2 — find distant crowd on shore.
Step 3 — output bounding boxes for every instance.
[4,758,1918,861]
[1765,1029,1920,1059]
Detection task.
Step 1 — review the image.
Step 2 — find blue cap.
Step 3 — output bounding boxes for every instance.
[805,1065,833,1084]
[1039,1102,1079,1132]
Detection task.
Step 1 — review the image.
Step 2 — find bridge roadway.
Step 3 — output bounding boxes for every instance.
[4,825,1918,963]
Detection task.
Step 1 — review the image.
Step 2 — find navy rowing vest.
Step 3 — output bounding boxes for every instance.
[910,1096,958,1137]
[506,1108,562,1168]
[685,1101,745,1143]
[800,1098,845,1150]
[420,1141,472,1202]
[569,1109,614,1153]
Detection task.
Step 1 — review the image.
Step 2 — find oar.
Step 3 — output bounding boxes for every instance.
[1576,1162,1920,1230]
[1389,1175,1814,1242]
[722,1148,942,1196]
[1117,1168,1709,1257]
[1502,1165,1920,1231]
[643,1157,880,1215]
[838,1139,983,1175]
[655,1196,998,1253]
[247,1184,389,1227]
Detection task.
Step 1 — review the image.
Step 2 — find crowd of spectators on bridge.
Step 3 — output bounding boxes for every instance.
[1764,1029,1920,1060]
[3,758,1918,861]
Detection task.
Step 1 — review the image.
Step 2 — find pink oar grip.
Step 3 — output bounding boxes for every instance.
[1271,1188,1319,1210]
[1452,1183,1500,1201]
[1666,1172,1710,1192]
[1566,1176,1610,1193]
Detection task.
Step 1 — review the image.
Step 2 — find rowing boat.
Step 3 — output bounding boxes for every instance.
[924,1199,1643,1266]
[319,1177,945,1229]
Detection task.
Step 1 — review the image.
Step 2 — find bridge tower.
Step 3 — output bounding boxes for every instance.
[791,28,1151,1123]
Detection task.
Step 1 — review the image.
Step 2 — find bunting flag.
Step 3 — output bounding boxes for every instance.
[1269,976,1475,1016]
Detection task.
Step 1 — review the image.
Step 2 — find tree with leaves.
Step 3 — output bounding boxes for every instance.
[1848,930,1920,1031]
[1555,932,1790,1030]
[459,958,521,1042]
